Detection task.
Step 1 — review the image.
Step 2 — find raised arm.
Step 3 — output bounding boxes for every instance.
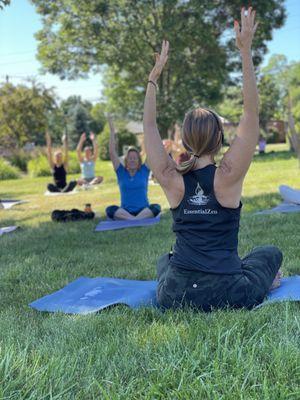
[107,116,120,171]
[90,132,99,162]
[45,131,54,169]
[76,133,86,163]
[62,134,69,170]
[215,7,259,207]
[143,41,183,206]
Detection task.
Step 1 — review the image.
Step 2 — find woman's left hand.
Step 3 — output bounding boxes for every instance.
[148,40,169,84]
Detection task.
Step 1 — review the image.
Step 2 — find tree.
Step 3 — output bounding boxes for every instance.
[59,96,106,148]
[31,0,286,136]
[89,103,106,134]
[258,74,280,134]
[0,81,59,148]
[0,0,10,9]
[262,55,300,161]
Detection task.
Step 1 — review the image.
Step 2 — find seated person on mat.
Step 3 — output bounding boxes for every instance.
[46,132,77,193]
[143,8,282,311]
[76,132,103,187]
[106,116,161,220]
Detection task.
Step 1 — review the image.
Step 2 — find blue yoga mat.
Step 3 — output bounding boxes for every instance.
[256,202,300,215]
[257,276,300,307]
[29,276,300,314]
[95,215,160,232]
[30,277,158,314]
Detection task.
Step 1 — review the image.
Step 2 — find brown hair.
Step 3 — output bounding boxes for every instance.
[176,108,224,174]
[124,146,142,170]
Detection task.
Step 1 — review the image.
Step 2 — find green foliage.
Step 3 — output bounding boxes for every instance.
[89,103,106,134]
[59,96,106,148]
[27,155,51,177]
[8,149,32,172]
[117,129,138,154]
[98,123,138,161]
[0,81,59,148]
[0,0,10,9]
[28,152,80,177]
[0,158,20,180]
[258,74,281,132]
[98,125,111,161]
[32,0,286,135]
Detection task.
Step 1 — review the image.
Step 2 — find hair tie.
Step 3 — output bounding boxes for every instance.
[193,154,200,158]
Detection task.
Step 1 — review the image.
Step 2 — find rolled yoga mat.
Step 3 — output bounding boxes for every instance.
[29,276,300,314]
[95,215,161,232]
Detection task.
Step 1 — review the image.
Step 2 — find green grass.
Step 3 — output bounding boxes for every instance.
[1,144,300,399]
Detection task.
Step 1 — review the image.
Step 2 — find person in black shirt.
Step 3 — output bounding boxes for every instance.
[143,8,282,310]
[45,132,77,193]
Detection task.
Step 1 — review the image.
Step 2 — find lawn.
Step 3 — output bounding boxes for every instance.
[1,144,300,399]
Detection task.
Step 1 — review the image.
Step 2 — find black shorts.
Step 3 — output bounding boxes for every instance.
[157,245,283,311]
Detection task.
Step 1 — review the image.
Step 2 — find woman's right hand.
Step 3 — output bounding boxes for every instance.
[148,40,169,84]
[234,7,258,52]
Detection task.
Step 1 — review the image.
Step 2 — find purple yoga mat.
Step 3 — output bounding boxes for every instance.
[95,215,160,232]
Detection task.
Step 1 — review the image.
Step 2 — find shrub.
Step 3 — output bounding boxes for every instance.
[28,152,80,177]
[8,149,31,172]
[0,158,20,180]
[98,124,138,161]
[28,155,50,177]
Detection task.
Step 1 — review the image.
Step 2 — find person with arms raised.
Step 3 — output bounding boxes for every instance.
[106,116,161,220]
[143,8,282,310]
[46,132,77,193]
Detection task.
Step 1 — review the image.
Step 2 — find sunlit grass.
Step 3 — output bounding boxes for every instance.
[1,144,300,398]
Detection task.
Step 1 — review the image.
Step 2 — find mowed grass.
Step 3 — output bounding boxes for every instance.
[1,143,300,399]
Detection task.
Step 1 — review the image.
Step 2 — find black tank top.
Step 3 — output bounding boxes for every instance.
[171,165,242,274]
[53,165,67,189]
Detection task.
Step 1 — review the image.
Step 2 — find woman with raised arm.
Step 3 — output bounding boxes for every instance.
[143,8,282,310]
[45,132,77,193]
[76,132,103,187]
[106,115,161,220]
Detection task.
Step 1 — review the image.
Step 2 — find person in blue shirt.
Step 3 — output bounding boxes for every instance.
[143,9,282,310]
[76,132,103,187]
[106,116,161,220]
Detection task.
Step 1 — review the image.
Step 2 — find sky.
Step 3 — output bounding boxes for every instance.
[0,0,299,103]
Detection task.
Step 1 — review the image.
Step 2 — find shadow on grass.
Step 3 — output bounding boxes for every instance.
[253,150,297,163]
[242,192,281,214]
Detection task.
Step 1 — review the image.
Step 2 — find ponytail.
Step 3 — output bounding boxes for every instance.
[176,155,198,175]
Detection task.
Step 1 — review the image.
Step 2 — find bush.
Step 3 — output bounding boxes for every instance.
[8,149,31,172]
[98,124,138,161]
[28,155,51,177]
[0,158,20,180]
[28,152,81,177]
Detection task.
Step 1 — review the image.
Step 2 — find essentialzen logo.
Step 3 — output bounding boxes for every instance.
[187,183,210,206]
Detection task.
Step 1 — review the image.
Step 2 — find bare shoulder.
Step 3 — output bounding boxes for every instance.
[157,164,185,209]
[214,164,242,209]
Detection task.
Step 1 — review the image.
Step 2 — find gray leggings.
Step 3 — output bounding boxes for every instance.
[157,246,283,311]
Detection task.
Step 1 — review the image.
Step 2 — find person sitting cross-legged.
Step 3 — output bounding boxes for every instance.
[46,132,77,193]
[106,116,161,220]
[143,9,282,311]
[76,132,103,187]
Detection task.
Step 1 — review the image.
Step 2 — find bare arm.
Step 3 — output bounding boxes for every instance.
[62,134,69,170]
[215,7,259,207]
[143,41,183,207]
[45,131,54,169]
[76,133,86,163]
[107,116,120,171]
[90,132,99,162]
